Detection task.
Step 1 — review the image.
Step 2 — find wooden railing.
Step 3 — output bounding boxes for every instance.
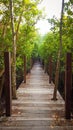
[0,52,72,119]
[4,52,12,116]
[0,52,34,117]
[65,53,72,119]
[41,53,72,119]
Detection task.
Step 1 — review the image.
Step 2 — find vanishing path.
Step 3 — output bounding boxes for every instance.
[0,62,73,130]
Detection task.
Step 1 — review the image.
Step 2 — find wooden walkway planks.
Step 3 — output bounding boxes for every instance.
[0,62,73,130]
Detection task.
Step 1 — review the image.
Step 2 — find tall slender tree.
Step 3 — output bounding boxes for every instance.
[9,0,42,99]
[9,0,25,99]
[52,0,65,100]
[9,0,17,99]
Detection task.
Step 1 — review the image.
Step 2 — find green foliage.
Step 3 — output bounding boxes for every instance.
[0,55,4,69]
[39,32,59,63]
[38,0,73,80]
[16,56,23,69]
[0,0,42,73]
[32,43,39,58]
[0,0,73,81]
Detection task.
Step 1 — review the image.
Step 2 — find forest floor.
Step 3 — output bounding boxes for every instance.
[0,62,73,130]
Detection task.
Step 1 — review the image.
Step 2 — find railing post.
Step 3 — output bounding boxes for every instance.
[4,52,12,116]
[49,57,52,83]
[24,55,26,83]
[30,58,33,69]
[65,53,72,119]
[30,58,32,70]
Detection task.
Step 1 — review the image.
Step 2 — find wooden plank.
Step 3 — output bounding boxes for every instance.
[24,55,26,83]
[65,53,72,119]
[49,57,52,83]
[4,52,12,116]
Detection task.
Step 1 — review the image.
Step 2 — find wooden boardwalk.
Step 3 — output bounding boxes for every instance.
[0,62,73,130]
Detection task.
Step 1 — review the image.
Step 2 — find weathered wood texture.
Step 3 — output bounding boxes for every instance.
[0,62,73,129]
[65,53,72,119]
[24,55,26,83]
[49,57,52,83]
[4,52,12,116]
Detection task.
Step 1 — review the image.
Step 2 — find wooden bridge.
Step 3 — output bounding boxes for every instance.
[0,62,73,130]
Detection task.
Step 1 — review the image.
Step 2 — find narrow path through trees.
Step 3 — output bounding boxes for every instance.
[0,62,73,130]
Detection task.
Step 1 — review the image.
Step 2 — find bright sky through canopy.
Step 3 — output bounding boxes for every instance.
[36,0,69,35]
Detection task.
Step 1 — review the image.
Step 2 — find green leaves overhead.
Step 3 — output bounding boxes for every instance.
[0,0,43,71]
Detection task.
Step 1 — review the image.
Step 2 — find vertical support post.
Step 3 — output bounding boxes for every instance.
[30,58,33,69]
[49,57,52,83]
[30,58,31,70]
[44,61,46,73]
[24,55,26,83]
[65,53,72,119]
[4,52,12,116]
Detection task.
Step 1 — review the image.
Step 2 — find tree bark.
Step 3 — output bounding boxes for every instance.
[0,24,7,98]
[52,0,64,100]
[9,0,17,99]
[9,0,24,99]
[16,11,23,41]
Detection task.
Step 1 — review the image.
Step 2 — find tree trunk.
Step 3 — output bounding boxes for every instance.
[16,11,23,41]
[53,50,60,100]
[9,0,17,99]
[0,24,7,98]
[9,0,24,99]
[52,0,64,100]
